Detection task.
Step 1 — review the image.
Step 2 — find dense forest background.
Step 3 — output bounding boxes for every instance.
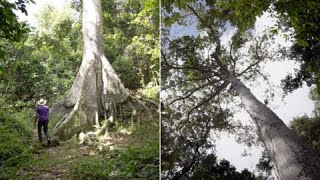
[0,0,159,179]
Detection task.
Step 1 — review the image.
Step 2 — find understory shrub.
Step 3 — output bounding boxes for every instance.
[112,57,141,90]
[0,109,33,178]
[69,146,159,179]
[69,119,159,179]
[138,81,159,102]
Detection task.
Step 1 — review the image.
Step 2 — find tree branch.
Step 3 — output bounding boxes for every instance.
[172,143,201,180]
[186,4,230,76]
[187,81,229,120]
[162,75,216,91]
[237,42,263,77]
[169,79,221,105]
[230,30,241,73]
[161,49,212,74]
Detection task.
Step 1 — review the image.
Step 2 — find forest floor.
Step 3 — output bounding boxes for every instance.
[26,131,138,178]
[18,119,159,179]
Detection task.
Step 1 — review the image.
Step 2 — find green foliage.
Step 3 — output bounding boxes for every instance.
[1,0,158,112]
[289,88,320,155]
[102,0,159,88]
[215,0,269,31]
[290,115,320,154]
[161,104,234,179]
[112,57,140,89]
[275,0,320,47]
[191,155,256,179]
[256,150,273,178]
[164,0,320,94]
[69,158,111,179]
[138,81,159,102]
[0,4,82,110]
[69,120,159,179]
[0,1,27,40]
[0,0,33,59]
[0,0,158,112]
[162,0,269,31]
[19,118,159,179]
[70,146,158,179]
[0,109,33,178]
[274,0,320,92]
[309,87,320,116]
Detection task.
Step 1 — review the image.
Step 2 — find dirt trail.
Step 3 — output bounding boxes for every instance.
[27,129,129,179]
[32,130,38,142]
[28,130,64,179]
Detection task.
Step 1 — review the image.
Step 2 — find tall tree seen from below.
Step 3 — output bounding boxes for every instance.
[161,1,320,179]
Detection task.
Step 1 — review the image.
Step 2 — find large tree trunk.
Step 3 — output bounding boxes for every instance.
[229,76,320,179]
[49,0,150,141]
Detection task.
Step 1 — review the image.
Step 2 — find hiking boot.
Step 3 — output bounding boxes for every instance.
[48,140,51,146]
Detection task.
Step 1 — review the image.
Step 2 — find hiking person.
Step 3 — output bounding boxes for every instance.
[34,99,50,145]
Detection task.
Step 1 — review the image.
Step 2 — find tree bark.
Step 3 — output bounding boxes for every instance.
[49,0,150,141]
[229,76,320,179]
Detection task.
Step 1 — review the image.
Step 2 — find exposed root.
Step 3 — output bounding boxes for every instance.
[139,97,159,109]
[123,96,158,120]
[52,101,100,141]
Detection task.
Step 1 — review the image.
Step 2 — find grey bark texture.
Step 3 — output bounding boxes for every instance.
[49,0,151,141]
[229,76,320,180]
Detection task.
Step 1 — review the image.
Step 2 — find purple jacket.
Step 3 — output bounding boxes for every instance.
[36,105,49,121]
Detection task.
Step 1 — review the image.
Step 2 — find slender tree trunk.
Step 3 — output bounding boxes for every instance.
[229,76,320,179]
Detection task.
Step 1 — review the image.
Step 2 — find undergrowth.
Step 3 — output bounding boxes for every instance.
[0,109,34,178]
[0,107,159,179]
[69,119,159,179]
[138,81,159,102]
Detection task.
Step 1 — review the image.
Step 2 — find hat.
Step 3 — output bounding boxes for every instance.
[37,99,47,106]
